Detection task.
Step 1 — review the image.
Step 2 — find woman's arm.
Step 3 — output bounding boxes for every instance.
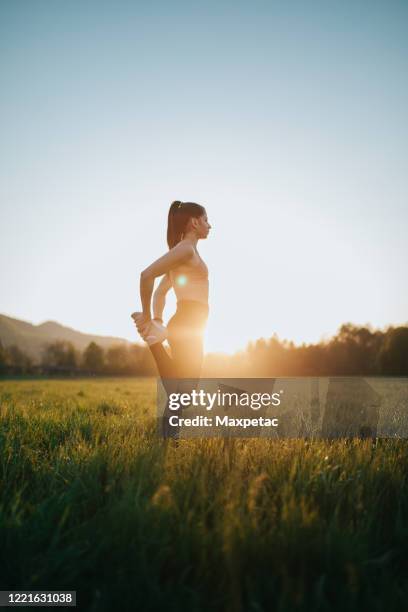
[139,242,194,319]
[152,273,172,321]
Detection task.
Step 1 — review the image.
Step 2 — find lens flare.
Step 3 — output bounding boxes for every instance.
[176,275,187,286]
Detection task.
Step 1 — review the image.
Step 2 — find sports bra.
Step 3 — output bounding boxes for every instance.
[169,249,209,304]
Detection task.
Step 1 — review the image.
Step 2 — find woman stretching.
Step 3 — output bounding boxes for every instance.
[131,200,211,437]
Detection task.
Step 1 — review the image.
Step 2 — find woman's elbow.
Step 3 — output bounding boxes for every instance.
[140,269,154,283]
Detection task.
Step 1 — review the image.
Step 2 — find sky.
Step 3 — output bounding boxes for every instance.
[1,0,407,354]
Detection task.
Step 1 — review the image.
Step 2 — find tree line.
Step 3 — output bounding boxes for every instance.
[0,323,407,377]
[0,340,155,376]
[203,323,408,377]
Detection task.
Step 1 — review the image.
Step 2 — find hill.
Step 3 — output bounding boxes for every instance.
[0,314,131,362]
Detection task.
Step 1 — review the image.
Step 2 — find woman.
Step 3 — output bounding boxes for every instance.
[131,200,211,437]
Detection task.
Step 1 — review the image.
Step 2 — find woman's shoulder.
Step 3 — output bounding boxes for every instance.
[170,240,195,257]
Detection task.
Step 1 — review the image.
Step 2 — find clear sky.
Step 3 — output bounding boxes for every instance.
[1,0,407,353]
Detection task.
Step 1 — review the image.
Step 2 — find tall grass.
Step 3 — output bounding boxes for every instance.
[0,378,407,611]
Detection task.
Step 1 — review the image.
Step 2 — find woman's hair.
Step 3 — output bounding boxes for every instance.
[167,200,206,249]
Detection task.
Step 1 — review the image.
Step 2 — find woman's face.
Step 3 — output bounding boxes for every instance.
[195,211,212,239]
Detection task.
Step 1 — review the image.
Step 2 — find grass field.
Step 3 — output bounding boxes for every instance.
[1,378,407,611]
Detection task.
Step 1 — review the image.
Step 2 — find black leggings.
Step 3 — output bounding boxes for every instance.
[149,300,209,436]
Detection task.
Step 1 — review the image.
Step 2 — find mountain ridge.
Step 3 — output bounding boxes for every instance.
[0,313,131,362]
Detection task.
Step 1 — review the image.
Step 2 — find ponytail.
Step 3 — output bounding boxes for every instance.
[167,200,205,249]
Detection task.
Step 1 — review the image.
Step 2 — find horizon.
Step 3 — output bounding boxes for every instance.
[1,1,407,353]
[1,310,407,356]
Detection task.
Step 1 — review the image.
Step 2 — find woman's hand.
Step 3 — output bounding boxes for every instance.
[131,313,152,339]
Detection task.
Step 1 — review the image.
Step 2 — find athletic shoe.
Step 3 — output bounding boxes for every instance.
[145,320,168,345]
[131,312,167,345]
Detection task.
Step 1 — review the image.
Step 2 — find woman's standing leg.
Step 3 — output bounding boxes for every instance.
[163,324,205,438]
[147,303,208,438]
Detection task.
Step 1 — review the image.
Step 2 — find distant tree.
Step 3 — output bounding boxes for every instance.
[128,343,156,376]
[0,340,9,372]
[97,343,155,376]
[42,340,79,370]
[379,327,408,375]
[82,342,105,373]
[105,344,131,375]
[6,344,32,373]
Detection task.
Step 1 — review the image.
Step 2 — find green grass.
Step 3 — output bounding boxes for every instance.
[0,378,407,611]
